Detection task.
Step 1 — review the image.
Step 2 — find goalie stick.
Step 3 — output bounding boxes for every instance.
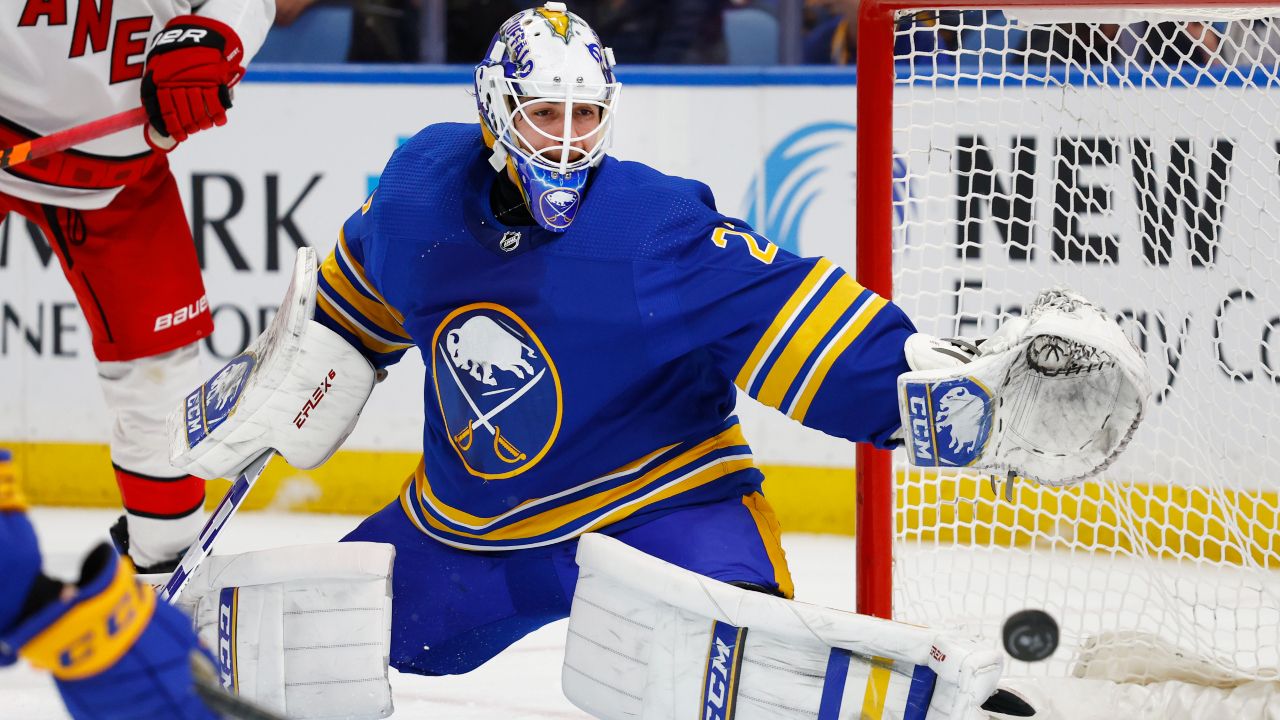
[158,450,274,604]
[0,107,148,169]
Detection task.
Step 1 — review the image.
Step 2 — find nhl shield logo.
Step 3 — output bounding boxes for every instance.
[903,377,993,468]
[538,187,580,229]
[432,303,562,479]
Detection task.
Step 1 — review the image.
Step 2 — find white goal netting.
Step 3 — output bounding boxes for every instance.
[884,7,1280,681]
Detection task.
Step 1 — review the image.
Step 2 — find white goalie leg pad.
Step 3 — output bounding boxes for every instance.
[168,247,376,480]
[180,542,395,720]
[564,534,1003,720]
[897,288,1153,487]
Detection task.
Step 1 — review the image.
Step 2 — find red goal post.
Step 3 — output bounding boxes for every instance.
[854,0,1280,680]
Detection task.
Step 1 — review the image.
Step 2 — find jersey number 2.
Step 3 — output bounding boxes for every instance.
[712,226,777,265]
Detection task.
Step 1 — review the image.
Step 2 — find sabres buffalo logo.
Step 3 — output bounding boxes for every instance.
[432,304,562,479]
[903,377,993,468]
[184,354,255,448]
[538,187,580,229]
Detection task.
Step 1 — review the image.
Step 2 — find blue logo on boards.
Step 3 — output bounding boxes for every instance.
[743,122,914,255]
[432,304,562,480]
[184,354,255,448]
[904,377,993,467]
[701,620,747,720]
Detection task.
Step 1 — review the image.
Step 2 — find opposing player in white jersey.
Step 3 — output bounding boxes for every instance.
[1,0,274,573]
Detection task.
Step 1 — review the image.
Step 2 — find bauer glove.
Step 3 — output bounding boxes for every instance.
[141,15,245,151]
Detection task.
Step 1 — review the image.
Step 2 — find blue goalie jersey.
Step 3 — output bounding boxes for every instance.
[315,123,915,551]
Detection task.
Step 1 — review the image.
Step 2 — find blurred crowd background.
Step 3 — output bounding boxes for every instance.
[257,0,1280,69]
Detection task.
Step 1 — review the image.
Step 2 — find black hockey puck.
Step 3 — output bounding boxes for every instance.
[1002,609,1059,662]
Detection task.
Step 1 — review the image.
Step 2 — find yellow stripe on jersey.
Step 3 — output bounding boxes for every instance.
[336,230,404,324]
[735,259,838,391]
[409,455,757,550]
[316,293,414,356]
[21,559,156,680]
[575,455,757,537]
[755,272,864,409]
[0,464,28,511]
[411,425,752,544]
[413,443,677,528]
[321,233,410,337]
[742,492,795,599]
[787,295,889,422]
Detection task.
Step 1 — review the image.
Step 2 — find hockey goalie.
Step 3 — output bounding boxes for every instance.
[144,3,1280,719]
[161,245,1165,719]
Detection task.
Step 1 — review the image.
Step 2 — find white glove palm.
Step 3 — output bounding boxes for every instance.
[898,289,1152,487]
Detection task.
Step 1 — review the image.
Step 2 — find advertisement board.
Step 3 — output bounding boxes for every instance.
[8,68,1272,523]
[0,70,863,522]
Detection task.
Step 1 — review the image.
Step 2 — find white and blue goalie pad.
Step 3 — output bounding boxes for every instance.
[168,247,377,480]
[564,533,1004,720]
[179,542,396,720]
[898,289,1151,487]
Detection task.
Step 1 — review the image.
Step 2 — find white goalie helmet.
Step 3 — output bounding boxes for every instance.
[474,2,621,232]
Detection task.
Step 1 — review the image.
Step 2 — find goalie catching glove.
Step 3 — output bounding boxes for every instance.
[898,289,1152,487]
[169,247,376,481]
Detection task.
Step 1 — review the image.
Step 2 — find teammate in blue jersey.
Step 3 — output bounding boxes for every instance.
[0,448,222,720]
[318,2,918,677]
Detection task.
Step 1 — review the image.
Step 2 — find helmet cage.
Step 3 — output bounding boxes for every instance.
[501,85,618,176]
[473,4,621,232]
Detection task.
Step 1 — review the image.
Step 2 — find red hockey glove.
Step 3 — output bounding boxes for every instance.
[141,15,245,151]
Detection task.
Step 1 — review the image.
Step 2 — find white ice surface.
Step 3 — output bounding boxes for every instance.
[2,508,857,719]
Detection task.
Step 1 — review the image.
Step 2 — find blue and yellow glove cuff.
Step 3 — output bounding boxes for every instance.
[1,545,157,680]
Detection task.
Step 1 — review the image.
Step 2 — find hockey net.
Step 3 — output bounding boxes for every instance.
[855,0,1280,684]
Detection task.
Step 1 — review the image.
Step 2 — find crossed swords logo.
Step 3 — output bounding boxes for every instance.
[541,190,578,228]
[438,345,546,464]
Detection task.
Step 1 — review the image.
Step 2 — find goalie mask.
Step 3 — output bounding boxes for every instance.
[474,2,621,232]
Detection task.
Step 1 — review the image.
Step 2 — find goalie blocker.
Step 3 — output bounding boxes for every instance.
[897,289,1152,487]
[157,248,394,718]
[169,247,377,481]
[565,533,1015,720]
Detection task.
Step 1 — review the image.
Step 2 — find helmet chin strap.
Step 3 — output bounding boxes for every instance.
[479,113,511,172]
[488,142,508,172]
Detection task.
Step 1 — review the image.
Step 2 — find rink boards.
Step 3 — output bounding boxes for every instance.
[2,66,1277,546]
